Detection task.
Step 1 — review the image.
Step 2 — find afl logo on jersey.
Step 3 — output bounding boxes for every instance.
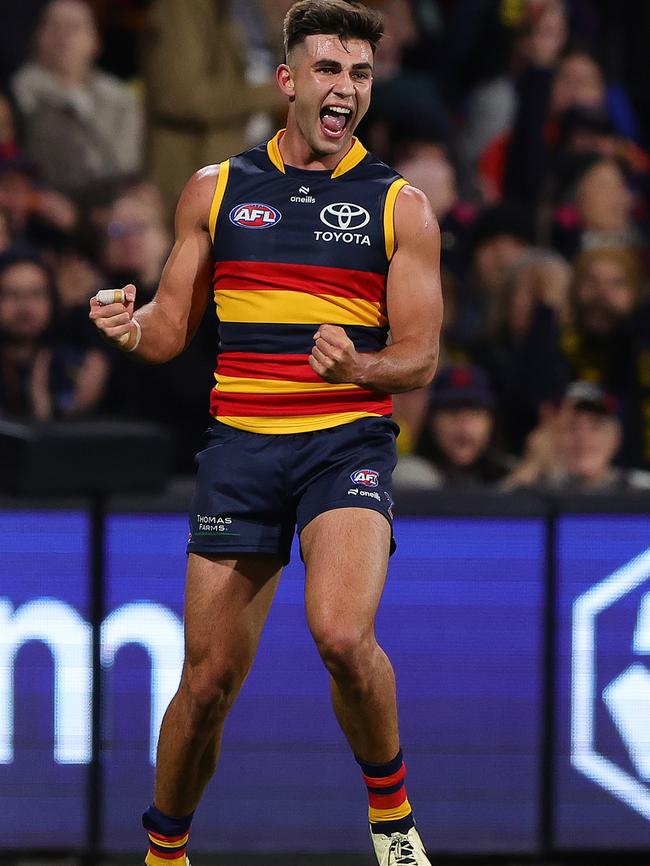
[350,468,379,487]
[320,202,370,230]
[229,203,282,229]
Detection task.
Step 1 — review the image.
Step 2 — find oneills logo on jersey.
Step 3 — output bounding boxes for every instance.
[229,203,282,229]
[350,468,379,487]
[315,202,371,245]
[291,185,316,204]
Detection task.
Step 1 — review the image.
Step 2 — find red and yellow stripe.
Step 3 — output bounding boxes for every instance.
[145,830,189,866]
[363,760,413,824]
[213,260,388,329]
[210,258,392,432]
[211,350,391,432]
[214,260,386,303]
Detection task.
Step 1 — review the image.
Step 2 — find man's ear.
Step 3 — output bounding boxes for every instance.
[276,64,295,100]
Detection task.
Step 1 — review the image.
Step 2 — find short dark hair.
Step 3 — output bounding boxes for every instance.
[283,0,384,60]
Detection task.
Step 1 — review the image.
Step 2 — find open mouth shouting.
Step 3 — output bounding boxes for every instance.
[319,103,354,140]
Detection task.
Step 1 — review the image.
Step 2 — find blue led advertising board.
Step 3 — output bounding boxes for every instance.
[0,510,90,849]
[101,514,544,854]
[555,515,650,849]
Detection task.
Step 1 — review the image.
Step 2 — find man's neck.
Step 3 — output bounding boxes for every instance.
[277,125,352,172]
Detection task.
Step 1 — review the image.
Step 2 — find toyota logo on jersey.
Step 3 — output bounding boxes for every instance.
[320,202,370,231]
[350,468,379,487]
[230,203,282,229]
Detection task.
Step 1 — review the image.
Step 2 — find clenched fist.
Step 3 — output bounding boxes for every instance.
[88,284,138,349]
[310,324,367,384]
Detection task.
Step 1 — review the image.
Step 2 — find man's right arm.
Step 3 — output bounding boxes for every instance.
[89,166,218,363]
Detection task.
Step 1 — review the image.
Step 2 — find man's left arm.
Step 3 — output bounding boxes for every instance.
[309,185,443,392]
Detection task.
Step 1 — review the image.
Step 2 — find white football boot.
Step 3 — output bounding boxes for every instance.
[370,825,432,865]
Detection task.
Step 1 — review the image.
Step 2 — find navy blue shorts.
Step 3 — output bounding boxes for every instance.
[187,416,398,565]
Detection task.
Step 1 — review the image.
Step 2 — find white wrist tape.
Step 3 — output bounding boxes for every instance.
[117,318,142,352]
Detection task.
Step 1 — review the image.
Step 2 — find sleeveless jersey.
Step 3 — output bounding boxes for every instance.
[209,129,408,434]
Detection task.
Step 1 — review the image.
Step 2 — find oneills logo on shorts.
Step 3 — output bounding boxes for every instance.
[230,203,282,229]
[350,468,379,487]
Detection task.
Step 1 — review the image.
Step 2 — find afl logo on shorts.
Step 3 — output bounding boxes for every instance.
[229,203,282,229]
[350,468,379,487]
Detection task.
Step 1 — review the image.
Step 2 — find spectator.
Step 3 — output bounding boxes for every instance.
[96,180,215,472]
[477,249,570,452]
[468,203,536,298]
[485,26,643,209]
[0,158,78,256]
[54,243,107,351]
[11,0,143,198]
[144,0,283,215]
[444,0,527,167]
[506,382,650,491]
[551,153,645,259]
[358,0,448,163]
[561,245,650,467]
[473,0,567,204]
[0,249,109,419]
[394,365,512,490]
[101,181,171,298]
[394,144,475,280]
[450,203,535,351]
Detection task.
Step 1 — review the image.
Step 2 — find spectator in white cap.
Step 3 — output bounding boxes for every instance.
[505,381,650,492]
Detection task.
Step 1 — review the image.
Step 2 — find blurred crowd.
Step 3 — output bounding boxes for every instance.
[0,0,649,490]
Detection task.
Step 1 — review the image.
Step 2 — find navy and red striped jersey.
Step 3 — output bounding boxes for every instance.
[209,129,408,433]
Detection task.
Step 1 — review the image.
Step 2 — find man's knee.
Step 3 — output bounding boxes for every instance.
[312,625,376,683]
[179,658,246,725]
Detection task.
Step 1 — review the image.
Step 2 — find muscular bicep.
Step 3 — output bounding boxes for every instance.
[385,186,443,362]
[145,167,216,351]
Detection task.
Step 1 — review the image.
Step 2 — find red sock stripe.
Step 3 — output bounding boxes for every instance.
[368,787,408,810]
[362,761,406,789]
[148,846,186,860]
[147,831,189,844]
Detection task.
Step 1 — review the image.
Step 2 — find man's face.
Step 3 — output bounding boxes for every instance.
[36,0,98,78]
[104,195,165,275]
[552,53,604,115]
[560,406,620,482]
[474,235,526,294]
[575,256,637,335]
[430,406,493,466]
[0,262,51,342]
[0,170,33,232]
[576,159,630,232]
[394,149,456,219]
[283,34,373,157]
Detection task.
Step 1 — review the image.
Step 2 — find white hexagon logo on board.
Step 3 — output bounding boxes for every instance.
[571,548,650,821]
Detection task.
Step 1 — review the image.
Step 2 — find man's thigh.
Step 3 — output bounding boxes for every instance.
[183,552,282,673]
[300,508,391,636]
